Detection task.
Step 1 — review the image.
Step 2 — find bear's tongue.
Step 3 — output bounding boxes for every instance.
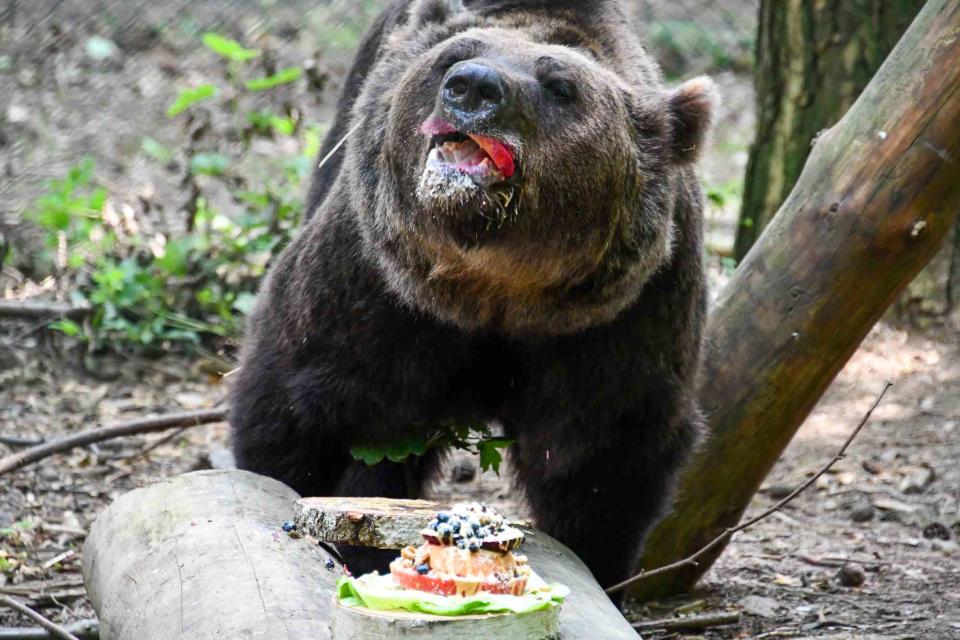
[466,134,515,179]
[421,118,515,179]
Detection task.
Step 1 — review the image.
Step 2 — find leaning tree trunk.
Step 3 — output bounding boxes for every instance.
[631,0,960,600]
[733,0,924,261]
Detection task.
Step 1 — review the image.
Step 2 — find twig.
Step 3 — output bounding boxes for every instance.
[0,435,45,449]
[605,381,892,595]
[0,619,98,640]
[632,611,740,632]
[0,596,82,640]
[0,408,227,476]
[316,122,360,171]
[0,300,90,320]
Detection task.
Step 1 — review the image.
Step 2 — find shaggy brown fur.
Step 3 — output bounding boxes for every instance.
[231,0,715,598]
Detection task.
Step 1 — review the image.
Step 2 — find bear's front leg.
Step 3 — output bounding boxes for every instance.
[512,408,700,602]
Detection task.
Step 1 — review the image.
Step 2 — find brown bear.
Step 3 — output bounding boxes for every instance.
[230,0,715,597]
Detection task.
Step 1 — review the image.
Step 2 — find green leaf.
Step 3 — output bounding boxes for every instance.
[202,33,260,62]
[244,67,302,91]
[477,438,514,475]
[167,84,218,118]
[50,319,82,337]
[155,236,194,276]
[349,445,386,467]
[190,152,230,176]
[141,137,173,164]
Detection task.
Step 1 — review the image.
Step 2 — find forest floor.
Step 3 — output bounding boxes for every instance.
[1,321,958,638]
[2,0,959,638]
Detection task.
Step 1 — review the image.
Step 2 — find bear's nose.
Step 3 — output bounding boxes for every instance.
[442,62,508,118]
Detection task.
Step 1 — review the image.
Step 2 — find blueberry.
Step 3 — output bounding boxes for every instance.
[468,540,480,552]
[469,517,481,531]
[437,523,453,539]
[437,512,450,523]
[416,563,430,575]
[281,520,295,533]
[449,518,461,534]
[476,528,487,539]
[325,558,336,571]
[428,519,439,530]
[456,538,467,549]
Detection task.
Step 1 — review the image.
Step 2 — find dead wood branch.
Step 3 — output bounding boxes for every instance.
[0,300,90,320]
[0,408,226,476]
[0,596,83,640]
[632,611,740,633]
[606,382,891,595]
[0,619,98,640]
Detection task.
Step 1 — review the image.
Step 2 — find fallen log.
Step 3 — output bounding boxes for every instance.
[82,470,638,640]
[633,0,960,599]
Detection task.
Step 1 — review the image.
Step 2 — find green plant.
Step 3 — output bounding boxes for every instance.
[350,421,515,475]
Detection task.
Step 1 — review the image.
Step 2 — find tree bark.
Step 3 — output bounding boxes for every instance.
[632,0,960,600]
[734,0,924,261]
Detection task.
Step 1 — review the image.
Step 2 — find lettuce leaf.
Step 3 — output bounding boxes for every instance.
[336,574,568,616]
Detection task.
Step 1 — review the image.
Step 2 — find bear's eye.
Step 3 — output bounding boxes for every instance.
[543,79,577,104]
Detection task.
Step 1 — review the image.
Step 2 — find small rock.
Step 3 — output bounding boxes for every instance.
[85,35,118,61]
[922,522,951,541]
[899,466,935,494]
[836,564,866,587]
[763,483,793,499]
[931,539,958,555]
[850,500,875,523]
[451,460,477,483]
[6,104,29,124]
[739,595,780,618]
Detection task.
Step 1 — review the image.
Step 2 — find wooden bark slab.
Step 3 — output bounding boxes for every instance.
[331,601,560,640]
[296,496,443,549]
[82,470,638,639]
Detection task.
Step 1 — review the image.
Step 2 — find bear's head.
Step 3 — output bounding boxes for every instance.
[345,0,715,335]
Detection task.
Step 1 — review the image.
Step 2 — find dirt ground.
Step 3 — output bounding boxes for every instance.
[2,321,958,638]
[2,0,959,638]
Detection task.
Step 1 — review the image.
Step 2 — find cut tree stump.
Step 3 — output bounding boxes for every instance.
[295,496,443,549]
[82,470,638,640]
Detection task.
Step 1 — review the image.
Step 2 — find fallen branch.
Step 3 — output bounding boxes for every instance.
[632,611,740,633]
[0,596,83,640]
[606,381,892,595]
[0,435,45,449]
[0,408,227,476]
[0,620,98,640]
[0,300,90,320]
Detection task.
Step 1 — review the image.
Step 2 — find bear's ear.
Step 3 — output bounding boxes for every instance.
[666,76,717,164]
[409,0,470,28]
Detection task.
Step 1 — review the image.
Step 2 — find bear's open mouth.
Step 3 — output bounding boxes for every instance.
[420,118,516,188]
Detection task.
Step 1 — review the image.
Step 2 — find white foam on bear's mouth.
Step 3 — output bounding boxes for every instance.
[418,138,507,201]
